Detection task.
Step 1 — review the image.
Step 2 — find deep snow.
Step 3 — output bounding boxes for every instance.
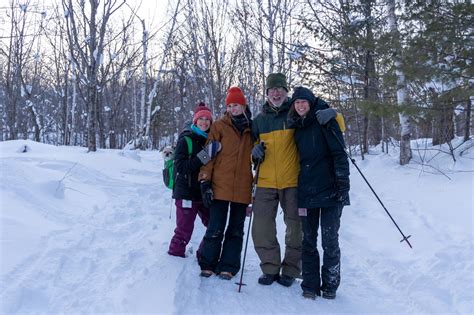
[0,139,473,314]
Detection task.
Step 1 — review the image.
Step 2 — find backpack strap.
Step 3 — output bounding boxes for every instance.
[184,136,193,157]
[183,135,194,188]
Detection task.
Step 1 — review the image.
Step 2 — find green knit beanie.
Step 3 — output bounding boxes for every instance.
[266,73,288,94]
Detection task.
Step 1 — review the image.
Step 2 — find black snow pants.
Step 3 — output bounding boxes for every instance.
[300,205,343,295]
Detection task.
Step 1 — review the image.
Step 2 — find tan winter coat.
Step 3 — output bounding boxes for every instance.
[199,113,253,204]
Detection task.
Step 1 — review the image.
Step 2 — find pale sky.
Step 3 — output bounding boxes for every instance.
[0,0,173,49]
[133,0,171,31]
[0,0,172,30]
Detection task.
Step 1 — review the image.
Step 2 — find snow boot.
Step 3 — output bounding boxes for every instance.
[322,290,336,299]
[302,291,316,300]
[200,270,213,278]
[219,272,233,280]
[277,274,295,287]
[258,273,279,285]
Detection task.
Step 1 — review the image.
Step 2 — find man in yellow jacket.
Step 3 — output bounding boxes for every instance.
[251,73,344,287]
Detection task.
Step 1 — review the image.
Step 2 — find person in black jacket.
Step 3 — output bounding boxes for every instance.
[168,103,221,258]
[287,87,350,300]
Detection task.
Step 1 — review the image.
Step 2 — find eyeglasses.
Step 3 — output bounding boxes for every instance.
[268,87,287,94]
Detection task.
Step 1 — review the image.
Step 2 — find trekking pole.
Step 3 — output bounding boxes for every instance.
[236,159,261,292]
[328,127,413,249]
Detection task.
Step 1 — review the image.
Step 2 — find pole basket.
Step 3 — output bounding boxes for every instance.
[400,235,413,248]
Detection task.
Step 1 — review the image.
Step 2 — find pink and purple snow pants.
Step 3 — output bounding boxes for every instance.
[168,199,209,258]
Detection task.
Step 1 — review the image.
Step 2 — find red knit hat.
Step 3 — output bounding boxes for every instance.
[225,86,247,107]
[193,102,213,125]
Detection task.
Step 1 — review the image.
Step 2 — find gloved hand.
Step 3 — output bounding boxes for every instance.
[316,108,337,125]
[251,142,266,163]
[331,177,350,204]
[200,181,214,208]
[197,140,222,165]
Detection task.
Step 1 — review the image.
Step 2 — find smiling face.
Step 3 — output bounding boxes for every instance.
[267,87,288,107]
[227,103,245,116]
[196,117,211,132]
[294,99,310,117]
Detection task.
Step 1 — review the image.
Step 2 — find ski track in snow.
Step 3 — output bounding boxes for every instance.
[0,140,472,314]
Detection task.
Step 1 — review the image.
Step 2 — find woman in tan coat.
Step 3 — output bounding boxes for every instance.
[198,86,253,280]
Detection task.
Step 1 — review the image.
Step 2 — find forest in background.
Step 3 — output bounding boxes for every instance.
[0,0,472,165]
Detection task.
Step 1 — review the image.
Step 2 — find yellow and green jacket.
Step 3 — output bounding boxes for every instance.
[252,98,345,189]
[252,99,299,189]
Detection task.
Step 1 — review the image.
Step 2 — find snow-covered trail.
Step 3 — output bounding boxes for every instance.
[339,151,473,315]
[0,140,472,314]
[173,147,473,315]
[1,148,172,313]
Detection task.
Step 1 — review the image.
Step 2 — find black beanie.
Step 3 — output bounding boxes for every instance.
[290,86,316,106]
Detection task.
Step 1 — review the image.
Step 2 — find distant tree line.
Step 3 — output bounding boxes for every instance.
[0,0,472,165]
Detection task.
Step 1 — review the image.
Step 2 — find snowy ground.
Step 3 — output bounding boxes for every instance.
[0,139,473,314]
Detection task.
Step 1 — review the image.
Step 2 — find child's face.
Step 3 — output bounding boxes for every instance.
[227,103,245,116]
[294,99,310,117]
[196,117,211,131]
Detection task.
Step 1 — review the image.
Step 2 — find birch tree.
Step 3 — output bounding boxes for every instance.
[387,0,412,165]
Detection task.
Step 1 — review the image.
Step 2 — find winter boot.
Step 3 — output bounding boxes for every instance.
[200,270,213,278]
[219,272,233,280]
[322,290,336,299]
[258,273,280,285]
[277,274,295,287]
[302,291,316,300]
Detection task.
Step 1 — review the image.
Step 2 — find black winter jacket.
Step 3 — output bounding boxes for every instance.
[288,97,350,208]
[172,126,207,201]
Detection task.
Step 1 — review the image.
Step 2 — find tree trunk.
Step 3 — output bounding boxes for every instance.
[432,90,454,146]
[62,59,70,145]
[464,97,472,142]
[109,130,116,149]
[97,104,106,148]
[387,0,412,165]
[26,102,41,142]
[345,55,364,160]
[70,62,77,145]
[267,0,275,73]
[362,115,369,154]
[139,20,147,148]
[85,0,99,152]
[6,3,20,140]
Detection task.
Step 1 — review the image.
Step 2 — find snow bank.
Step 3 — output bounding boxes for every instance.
[0,139,472,314]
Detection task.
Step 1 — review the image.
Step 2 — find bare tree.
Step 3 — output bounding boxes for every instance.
[4,0,24,140]
[62,0,127,152]
[1,1,52,141]
[141,0,182,149]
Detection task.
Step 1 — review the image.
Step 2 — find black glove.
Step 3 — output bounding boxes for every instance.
[316,108,337,125]
[332,177,350,204]
[197,140,222,165]
[251,142,265,162]
[200,181,214,208]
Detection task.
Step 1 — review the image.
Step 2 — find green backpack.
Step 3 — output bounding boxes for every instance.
[163,136,193,189]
